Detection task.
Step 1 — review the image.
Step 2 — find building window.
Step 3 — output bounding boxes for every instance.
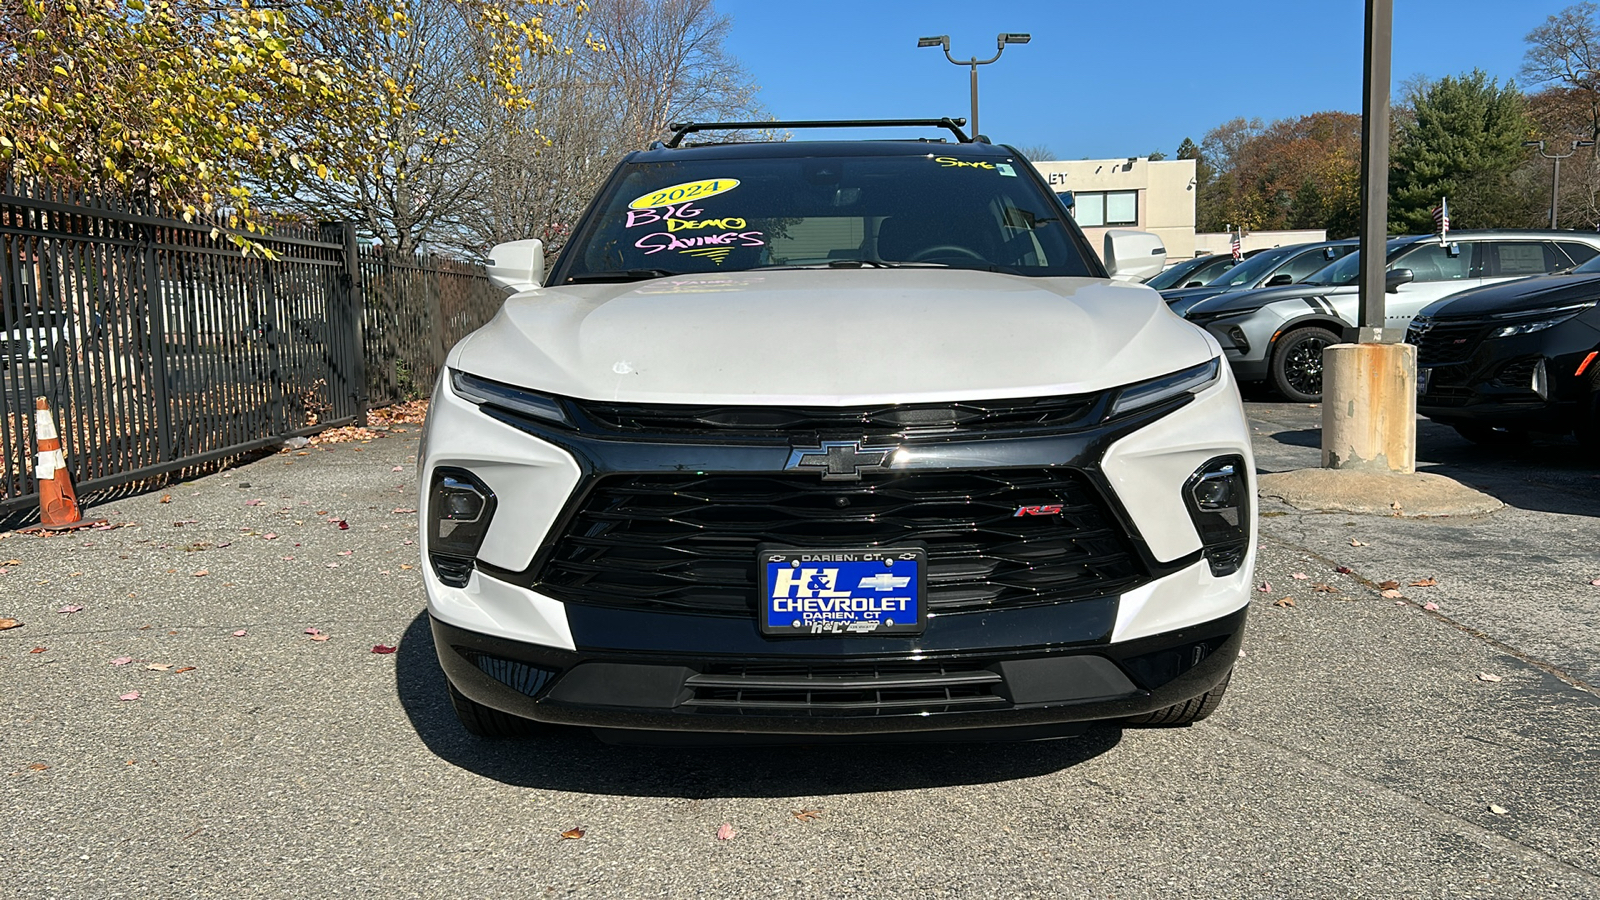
[1071,190,1138,227]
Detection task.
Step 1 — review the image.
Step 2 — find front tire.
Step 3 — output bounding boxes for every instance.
[1123,668,1232,727]
[1269,327,1340,403]
[447,681,538,738]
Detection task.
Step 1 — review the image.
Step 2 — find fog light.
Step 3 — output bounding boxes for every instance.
[1184,456,1249,576]
[429,468,497,587]
[1531,358,1548,400]
[1226,326,1250,354]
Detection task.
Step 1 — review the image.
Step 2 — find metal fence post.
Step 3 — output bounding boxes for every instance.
[140,222,173,464]
[320,221,368,423]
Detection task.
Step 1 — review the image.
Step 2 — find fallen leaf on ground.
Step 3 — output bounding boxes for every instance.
[1349,538,1367,547]
[174,666,195,674]
[191,570,209,577]
[1335,566,1354,574]
[400,563,414,570]
[232,630,247,637]
[715,823,737,841]
[1273,596,1296,608]
[325,562,340,568]
[1410,578,1438,587]
[159,495,171,504]
[1478,672,1503,683]
[263,533,278,540]
[1380,589,1404,599]
[119,691,140,701]
[560,827,585,840]
[793,809,822,822]
[1378,580,1400,590]
[1256,582,1272,593]
[244,499,262,507]
[305,627,323,635]
[335,520,349,530]
[1423,602,1440,611]
[337,550,353,556]
[1489,804,1509,816]
[372,644,397,654]
[110,656,133,666]
[2,559,21,566]
[145,663,173,671]
[27,763,48,771]
[0,618,22,630]
[310,633,330,642]
[392,507,416,514]
[1290,573,1308,580]
[1589,578,1600,586]
[29,647,46,654]
[391,466,403,473]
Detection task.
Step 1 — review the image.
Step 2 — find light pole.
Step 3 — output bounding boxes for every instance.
[1524,139,1595,228]
[916,33,1030,138]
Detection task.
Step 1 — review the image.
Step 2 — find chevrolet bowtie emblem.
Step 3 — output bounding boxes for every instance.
[786,441,894,482]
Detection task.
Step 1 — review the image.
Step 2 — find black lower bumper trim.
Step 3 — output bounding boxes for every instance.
[431,606,1246,736]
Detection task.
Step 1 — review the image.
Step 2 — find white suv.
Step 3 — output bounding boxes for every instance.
[420,120,1256,742]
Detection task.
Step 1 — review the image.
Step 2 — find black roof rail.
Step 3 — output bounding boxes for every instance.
[662,117,972,149]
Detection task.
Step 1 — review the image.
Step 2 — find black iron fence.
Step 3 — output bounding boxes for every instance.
[0,176,501,516]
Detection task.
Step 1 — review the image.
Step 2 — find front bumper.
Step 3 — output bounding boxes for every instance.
[1416,323,1600,432]
[433,601,1246,735]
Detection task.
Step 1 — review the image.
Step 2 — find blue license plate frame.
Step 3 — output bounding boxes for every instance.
[758,547,927,637]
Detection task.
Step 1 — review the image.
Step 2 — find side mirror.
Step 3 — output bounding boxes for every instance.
[1104,229,1167,282]
[1265,273,1294,287]
[1386,268,1414,293]
[486,239,545,293]
[1183,280,1204,288]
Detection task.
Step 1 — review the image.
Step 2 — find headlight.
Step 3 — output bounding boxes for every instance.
[1488,303,1595,339]
[1110,358,1222,417]
[450,369,570,426]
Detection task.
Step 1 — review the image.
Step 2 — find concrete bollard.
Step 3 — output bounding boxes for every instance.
[1321,342,1417,474]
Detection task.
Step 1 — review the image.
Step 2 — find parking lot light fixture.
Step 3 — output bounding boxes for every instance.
[917,32,1030,138]
[1525,139,1594,228]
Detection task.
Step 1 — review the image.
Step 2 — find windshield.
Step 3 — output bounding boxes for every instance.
[1210,246,1298,288]
[1305,239,1414,285]
[554,153,1097,282]
[1147,256,1214,290]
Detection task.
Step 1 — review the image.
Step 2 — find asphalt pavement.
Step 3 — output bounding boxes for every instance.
[2,402,1598,899]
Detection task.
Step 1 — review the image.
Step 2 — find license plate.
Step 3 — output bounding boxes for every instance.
[759,548,926,636]
[1417,367,1432,397]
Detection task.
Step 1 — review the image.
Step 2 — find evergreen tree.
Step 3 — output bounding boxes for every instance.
[1390,70,1533,232]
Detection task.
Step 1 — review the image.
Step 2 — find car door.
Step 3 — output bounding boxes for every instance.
[1260,246,1342,288]
[1384,240,1482,331]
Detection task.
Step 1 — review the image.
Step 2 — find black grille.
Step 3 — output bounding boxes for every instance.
[533,469,1147,616]
[568,395,1101,438]
[683,660,1007,717]
[1410,319,1492,366]
[456,649,559,697]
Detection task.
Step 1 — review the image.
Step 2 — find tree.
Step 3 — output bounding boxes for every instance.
[1146,149,1168,161]
[1389,70,1535,232]
[1014,144,1056,162]
[1523,3,1600,227]
[0,0,355,249]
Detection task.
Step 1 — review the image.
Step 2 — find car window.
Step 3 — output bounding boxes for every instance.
[1209,246,1299,288]
[1275,248,1339,283]
[557,154,1098,281]
[1146,256,1212,290]
[1556,241,1600,268]
[1188,257,1237,285]
[1483,241,1559,277]
[1393,242,1473,282]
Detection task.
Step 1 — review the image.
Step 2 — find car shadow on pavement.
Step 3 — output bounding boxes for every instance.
[394,612,1124,797]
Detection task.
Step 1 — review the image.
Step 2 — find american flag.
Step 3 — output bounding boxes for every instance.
[1432,198,1450,239]
[1230,230,1242,261]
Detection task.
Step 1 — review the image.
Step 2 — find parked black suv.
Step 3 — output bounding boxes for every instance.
[1409,256,1600,448]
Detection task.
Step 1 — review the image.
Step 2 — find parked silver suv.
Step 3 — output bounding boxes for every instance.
[1179,231,1600,401]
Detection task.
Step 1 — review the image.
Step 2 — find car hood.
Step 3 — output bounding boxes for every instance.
[449,269,1216,405]
[1185,281,1354,316]
[1419,272,1600,319]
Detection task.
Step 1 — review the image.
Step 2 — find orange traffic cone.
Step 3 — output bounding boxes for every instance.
[33,397,103,531]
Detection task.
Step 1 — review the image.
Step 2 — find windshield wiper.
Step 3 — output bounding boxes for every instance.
[566,268,679,283]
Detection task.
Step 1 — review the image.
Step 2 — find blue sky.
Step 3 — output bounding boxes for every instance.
[719,0,1567,159]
